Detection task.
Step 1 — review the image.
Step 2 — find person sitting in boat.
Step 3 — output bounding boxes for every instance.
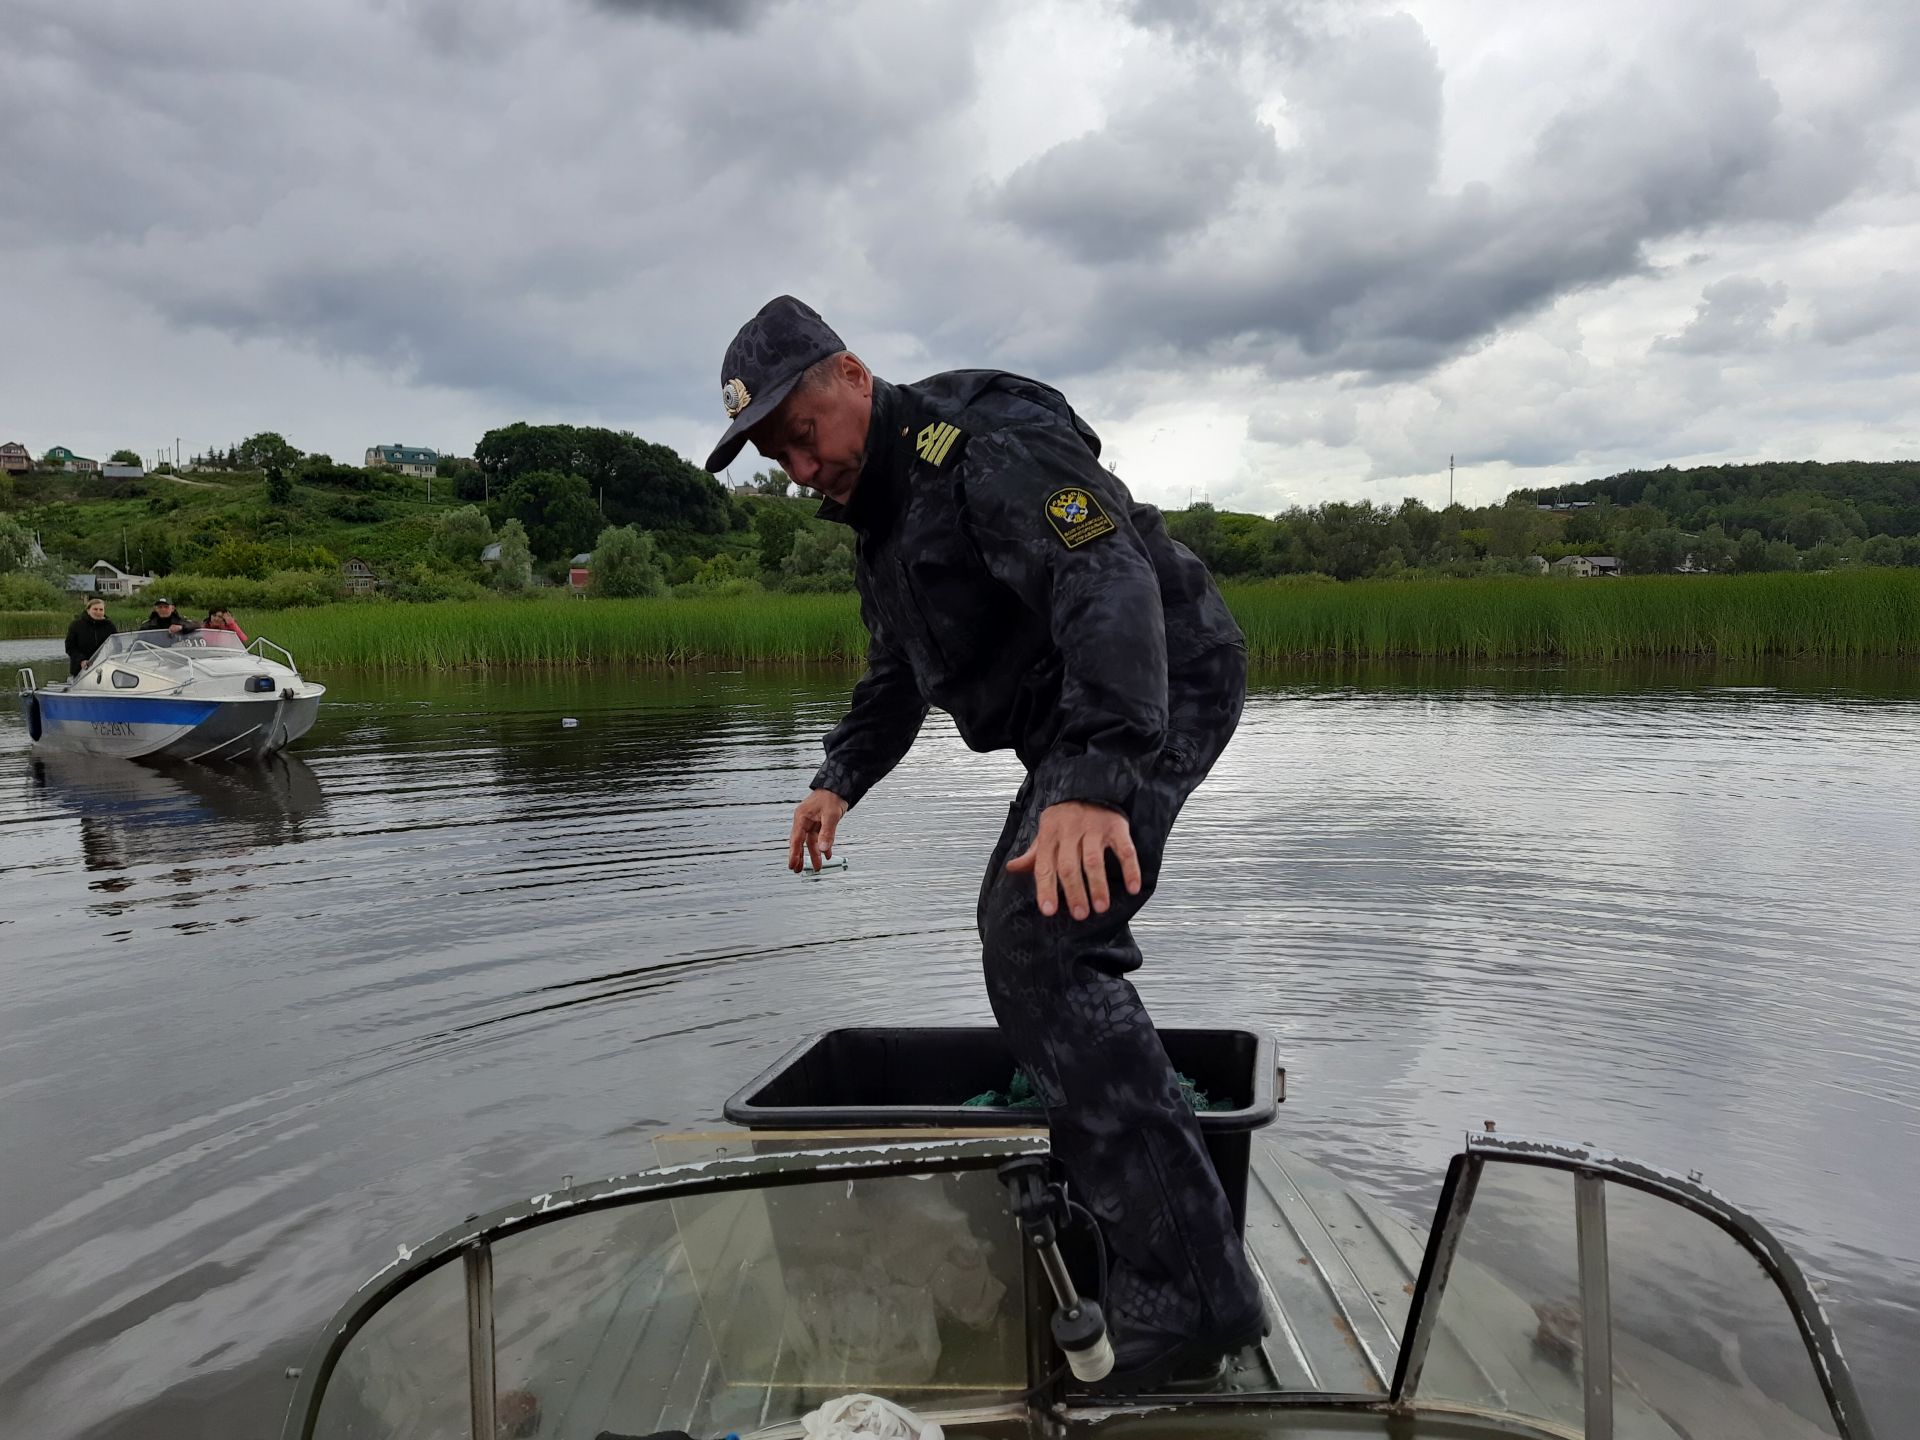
[203,607,249,643]
[64,597,116,677]
[139,597,199,638]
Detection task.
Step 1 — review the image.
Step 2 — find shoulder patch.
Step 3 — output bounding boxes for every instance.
[915,420,962,467]
[1045,487,1116,548]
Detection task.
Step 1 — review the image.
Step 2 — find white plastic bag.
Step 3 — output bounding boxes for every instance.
[799,1392,944,1440]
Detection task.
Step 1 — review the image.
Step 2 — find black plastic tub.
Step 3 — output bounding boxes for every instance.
[723,1026,1278,1231]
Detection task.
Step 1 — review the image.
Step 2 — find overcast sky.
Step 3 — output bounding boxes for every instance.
[4,0,1916,511]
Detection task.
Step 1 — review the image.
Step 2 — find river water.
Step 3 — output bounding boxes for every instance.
[1,644,1916,1437]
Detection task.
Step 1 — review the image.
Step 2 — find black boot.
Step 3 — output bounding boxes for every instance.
[1085,1301,1267,1395]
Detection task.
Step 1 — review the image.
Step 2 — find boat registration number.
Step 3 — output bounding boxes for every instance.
[90,721,137,739]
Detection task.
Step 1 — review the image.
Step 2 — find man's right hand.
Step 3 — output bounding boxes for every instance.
[788,788,849,872]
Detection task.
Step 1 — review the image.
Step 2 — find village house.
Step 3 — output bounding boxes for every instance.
[101,462,145,480]
[341,556,378,595]
[0,442,30,473]
[1550,555,1622,578]
[568,552,592,593]
[40,446,100,474]
[76,561,155,598]
[364,444,439,478]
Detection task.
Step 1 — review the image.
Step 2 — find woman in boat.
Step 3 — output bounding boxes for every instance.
[203,607,249,643]
[64,597,116,677]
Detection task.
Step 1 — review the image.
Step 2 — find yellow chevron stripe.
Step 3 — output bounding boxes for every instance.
[916,421,960,467]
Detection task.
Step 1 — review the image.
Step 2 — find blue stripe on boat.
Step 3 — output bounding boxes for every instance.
[38,696,221,726]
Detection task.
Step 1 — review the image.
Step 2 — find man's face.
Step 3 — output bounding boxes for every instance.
[750,355,872,505]
[156,603,173,617]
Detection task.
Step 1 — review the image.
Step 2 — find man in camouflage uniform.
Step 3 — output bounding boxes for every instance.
[705,296,1264,1387]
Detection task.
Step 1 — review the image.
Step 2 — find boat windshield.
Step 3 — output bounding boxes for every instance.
[1394,1140,1870,1439]
[92,629,246,664]
[285,1137,1040,1440]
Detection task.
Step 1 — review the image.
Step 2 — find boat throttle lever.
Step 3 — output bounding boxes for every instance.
[997,1156,1114,1382]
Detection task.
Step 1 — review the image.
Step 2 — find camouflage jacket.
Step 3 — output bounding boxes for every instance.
[809,371,1243,812]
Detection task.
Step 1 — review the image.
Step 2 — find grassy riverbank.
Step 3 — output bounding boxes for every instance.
[262,593,870,666]
[5,571,1917,666]
[1225,569,1920,662]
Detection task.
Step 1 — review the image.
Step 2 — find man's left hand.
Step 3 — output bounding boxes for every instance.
[1006,801,1142,921]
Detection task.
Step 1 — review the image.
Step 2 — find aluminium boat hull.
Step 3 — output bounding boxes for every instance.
[19,687,323,761]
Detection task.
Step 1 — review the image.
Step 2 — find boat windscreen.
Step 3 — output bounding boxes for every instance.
[297,1154,1033,1440]
[92,630,246,663]
[1401,1149,1857,1438]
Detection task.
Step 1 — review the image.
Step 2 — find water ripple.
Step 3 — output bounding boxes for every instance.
[0,663,1916,1436]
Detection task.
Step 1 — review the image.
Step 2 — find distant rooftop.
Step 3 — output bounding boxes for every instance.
[368,444,438,465]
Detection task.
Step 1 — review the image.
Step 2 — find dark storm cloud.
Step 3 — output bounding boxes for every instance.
[1010,19,1884,381]
[592,0,766,28]
[1117,0,1311,56]
[1654,278,1788,355]
[992,75,1278,263]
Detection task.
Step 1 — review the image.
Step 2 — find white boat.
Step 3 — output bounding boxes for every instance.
[17,629,325,761]
[279,1026,1876,1440]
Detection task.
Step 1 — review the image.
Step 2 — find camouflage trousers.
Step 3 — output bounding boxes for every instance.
[976,645,1261,1342]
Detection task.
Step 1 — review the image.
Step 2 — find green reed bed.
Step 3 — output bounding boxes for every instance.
[1223,570,1920,662]
[0,611,65,642]
[22,571,1909,669]
[260,594,870,668]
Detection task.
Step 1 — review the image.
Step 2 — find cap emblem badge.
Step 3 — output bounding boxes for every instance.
[722,378,751,418]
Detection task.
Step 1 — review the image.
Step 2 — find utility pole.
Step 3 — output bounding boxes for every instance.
[1449,454,1455,508]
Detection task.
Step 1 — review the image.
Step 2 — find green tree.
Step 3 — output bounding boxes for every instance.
[753,504,803,573]
[474,422,728,533]
[1618,527,1688,575]
[265,464,294,507]
[434,504,494,567]
[1693,523,1736,572]
[439,456,486,502]
[781,529,856,592]
[491,518,533,592]
[110,449,142,466]
[1803,540,1844,572]
[752,468,793,496]
[202,540,278,579]
[234,431,304,472]
[1860,534,1904,567]
[496,470,601,561]
[1488,496,1548,558]
[0,513,35,572]
[589,525,667,598]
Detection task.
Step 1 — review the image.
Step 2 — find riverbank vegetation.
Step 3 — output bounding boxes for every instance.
[10,571,1912,668]
[8,434,1920,665]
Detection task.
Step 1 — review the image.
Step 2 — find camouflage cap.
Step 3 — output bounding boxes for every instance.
[703,295,846,472]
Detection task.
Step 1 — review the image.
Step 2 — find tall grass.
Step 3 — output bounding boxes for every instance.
[13,570,1915,667]
[0,611,64,641]
[1222,570,1920,662]
[261,594,869,668]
